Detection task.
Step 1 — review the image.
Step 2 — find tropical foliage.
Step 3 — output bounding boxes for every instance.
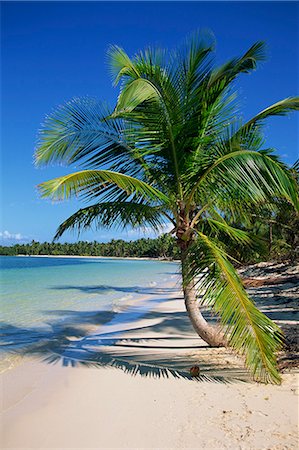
[0,235,179,258]
[226,162,299,263]
[34,31,299,383]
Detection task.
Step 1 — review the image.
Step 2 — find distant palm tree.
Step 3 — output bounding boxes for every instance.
[35,32,298,383]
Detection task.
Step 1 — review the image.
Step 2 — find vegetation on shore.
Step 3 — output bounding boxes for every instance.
[0,234,179,259]
[34,31,298,383]
[1,203,297,261]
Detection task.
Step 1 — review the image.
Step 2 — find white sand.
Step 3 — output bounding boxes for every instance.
[1,277,298,449]
[20,254,179,262]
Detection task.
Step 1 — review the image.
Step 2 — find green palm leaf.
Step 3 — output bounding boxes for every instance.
[245,97,299,126]
[230,97,299,145]
[38,170,170,204]
[114,78,161,115]
[35,98,142,175]
[188,149,299,211]
[107,45,140,85]
[206,218,254,246]
[199,42,266,123]
[53,202,168,240]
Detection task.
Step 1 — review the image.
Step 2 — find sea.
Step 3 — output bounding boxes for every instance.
[0,255,179,371]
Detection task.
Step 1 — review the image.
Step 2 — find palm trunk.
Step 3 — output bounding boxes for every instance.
[183,277,226,347]
[178,229,226,347]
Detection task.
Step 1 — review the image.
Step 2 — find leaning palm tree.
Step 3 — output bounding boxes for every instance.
[35,32,299,383]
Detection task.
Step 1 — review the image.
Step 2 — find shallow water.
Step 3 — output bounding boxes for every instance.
[0,256,180,371]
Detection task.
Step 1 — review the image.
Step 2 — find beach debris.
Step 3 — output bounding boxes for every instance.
[189,365,200,377]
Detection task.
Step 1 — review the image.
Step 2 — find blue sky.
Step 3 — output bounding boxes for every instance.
[1,1,298,244]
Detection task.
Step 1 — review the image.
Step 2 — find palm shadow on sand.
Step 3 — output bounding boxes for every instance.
[0,276,294,383]
[0,285,251,383]
[2,279,297,382]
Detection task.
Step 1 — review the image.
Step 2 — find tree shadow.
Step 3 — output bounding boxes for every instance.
[2,270,297,381]
[0,303,250,383]
[245,275,299,370]
[247,281,298,322]
[240,262,297,278]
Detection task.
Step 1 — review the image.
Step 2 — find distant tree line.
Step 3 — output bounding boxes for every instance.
[0,234,180,259]
[1,201,297,263]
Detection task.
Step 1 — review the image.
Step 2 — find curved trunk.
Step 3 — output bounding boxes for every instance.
[177,226,226,347]
[183,278,226,347]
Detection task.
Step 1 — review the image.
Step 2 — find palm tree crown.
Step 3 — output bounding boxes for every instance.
[35,31,299,383]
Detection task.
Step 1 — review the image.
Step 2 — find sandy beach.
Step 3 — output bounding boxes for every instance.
[23,254,177,261]
[1,263,298,449]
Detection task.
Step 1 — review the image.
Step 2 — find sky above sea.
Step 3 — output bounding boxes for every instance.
[1,1,298,245]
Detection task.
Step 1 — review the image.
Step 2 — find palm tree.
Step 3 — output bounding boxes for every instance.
[35,32,299,383]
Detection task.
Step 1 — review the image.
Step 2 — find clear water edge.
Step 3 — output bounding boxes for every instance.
[0,256,180,373]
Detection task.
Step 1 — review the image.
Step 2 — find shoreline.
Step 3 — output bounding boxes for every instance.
[0,273,181,375]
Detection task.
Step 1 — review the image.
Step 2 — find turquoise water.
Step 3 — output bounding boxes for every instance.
[0,256,179,370]
[0,256,179,327]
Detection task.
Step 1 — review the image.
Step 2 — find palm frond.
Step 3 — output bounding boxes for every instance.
[231,97,299,145]
[169,30,215,102]
[53,202,168,240]
[246,97,299,125]
[35,97,142,174]
[38,170,170,204]
[205,218,254,245]
[189,149,299,212]
[113,73,183,197]
[185,232,283,383]
[196,42,266,132]
[209,41,266,87]
[107,45,140,85]
[293,159,299,172]
[114,78,161,115]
